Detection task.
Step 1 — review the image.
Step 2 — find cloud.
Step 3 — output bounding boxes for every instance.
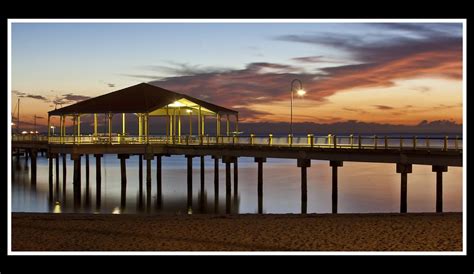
[107,83,115,88]
[373,105,394,110]
[121,23,461,120]
[412,86,431,93]
[12,90,48,101]
[25,94,48,101]
[62,93,91,102]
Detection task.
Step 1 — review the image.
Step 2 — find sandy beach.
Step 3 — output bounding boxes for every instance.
[11,213,462,251]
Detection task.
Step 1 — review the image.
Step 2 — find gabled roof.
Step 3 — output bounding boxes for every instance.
[48,83,237,115]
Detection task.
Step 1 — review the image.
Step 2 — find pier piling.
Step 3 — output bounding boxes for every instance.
[94,154,103,210]
[72,154,82,210]
[297,159,311,214]
[330,161,343,214]
[118,154,130,211]
[255,157,266,214]
[432,165,448,213]
[396,163,412,213]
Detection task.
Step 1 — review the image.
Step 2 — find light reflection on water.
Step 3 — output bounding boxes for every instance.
[11,154,462,214]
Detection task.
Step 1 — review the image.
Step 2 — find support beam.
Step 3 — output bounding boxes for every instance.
[186,155,194,212]
[396,163,412,213]
[145,113,149,144]
[255,157,266,214]
[233,158,238,200]
[94,154,103,210]
[62,154,66,196]
[212,156,220,213]
[145,154,153,212]
[30,150,37,184]
[55,153,60,194]
[330,161,343,214]
[138,154,143,210]
[222,156,236,214]
[200,155,206,212]
[85,154,90,207]
[71,154,82,210]
[118,154,130,211]
[297,159,311,214]
[156,154,162,208]
[48,154,54,204]
[432,165,448,213]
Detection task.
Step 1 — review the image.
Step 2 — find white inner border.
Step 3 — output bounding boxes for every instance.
[7,18,467,256]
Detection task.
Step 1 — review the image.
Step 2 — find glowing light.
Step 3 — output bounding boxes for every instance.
[168,101,186,107]
[11,122,15,126]
[296,89,306,96]
[112,207,121,214]
[29,131,34,134]
[50,126,55,129]
[186,109,192,113]
[21,131,28,134]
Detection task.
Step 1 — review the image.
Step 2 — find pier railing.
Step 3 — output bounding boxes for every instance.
[13,134,463,151]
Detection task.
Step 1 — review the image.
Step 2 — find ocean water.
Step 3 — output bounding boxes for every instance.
[11,153,462,214]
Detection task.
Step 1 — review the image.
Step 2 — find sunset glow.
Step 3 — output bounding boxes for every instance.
[10,21,463,129]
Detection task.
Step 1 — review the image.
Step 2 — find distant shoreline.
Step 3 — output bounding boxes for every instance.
[11,212,462,252]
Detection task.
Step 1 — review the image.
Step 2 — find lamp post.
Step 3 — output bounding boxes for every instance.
[50,125,55,136]
[290,79,305,136]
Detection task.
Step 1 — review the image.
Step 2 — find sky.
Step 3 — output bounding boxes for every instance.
[10,21,463,130]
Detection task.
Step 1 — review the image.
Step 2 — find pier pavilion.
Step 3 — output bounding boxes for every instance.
[47,82,239,144]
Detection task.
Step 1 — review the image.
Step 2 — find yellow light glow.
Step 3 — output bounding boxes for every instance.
[112,207,121,214]
[296,89,306,96]
[186,109,192,113]
[168,101,186,107]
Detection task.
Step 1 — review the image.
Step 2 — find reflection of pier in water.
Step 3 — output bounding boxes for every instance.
[12,154,241,214]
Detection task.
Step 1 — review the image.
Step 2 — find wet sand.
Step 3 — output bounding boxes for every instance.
[12,212,462,251]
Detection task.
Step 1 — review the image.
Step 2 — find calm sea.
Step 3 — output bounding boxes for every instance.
[11,153,462,214]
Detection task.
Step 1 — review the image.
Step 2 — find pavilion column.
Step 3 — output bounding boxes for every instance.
[62,115,66,143]
[145,113,149,144]
[188,110,192,135]
[138,114,143,144]
[47,115,51,141]
[216,114,221,138]
[198,106,202,136]
[202,115,205,136]
[122,113,126,136]
[94,113,98,137]
[108,113,112,144]
[178,108,181,142]
[226,114,230,136]
[72,115,77,144]
[77,115,81,143]
[58,116,63,143]
[235,113,239,134]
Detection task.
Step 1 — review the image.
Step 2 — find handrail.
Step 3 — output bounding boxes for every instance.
[12,134,463,151]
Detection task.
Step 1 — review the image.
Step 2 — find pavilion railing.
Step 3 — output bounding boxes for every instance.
[14,133,462,151]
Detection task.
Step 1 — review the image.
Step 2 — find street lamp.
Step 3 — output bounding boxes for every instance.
[290,79,305,136]
[50,125,55,136]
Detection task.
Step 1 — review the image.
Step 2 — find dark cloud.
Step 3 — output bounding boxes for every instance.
[12,90,48,101]
[62,93,91,102]
[107,83,115,88]
[25,94,48,101]
[373,105,394,110]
